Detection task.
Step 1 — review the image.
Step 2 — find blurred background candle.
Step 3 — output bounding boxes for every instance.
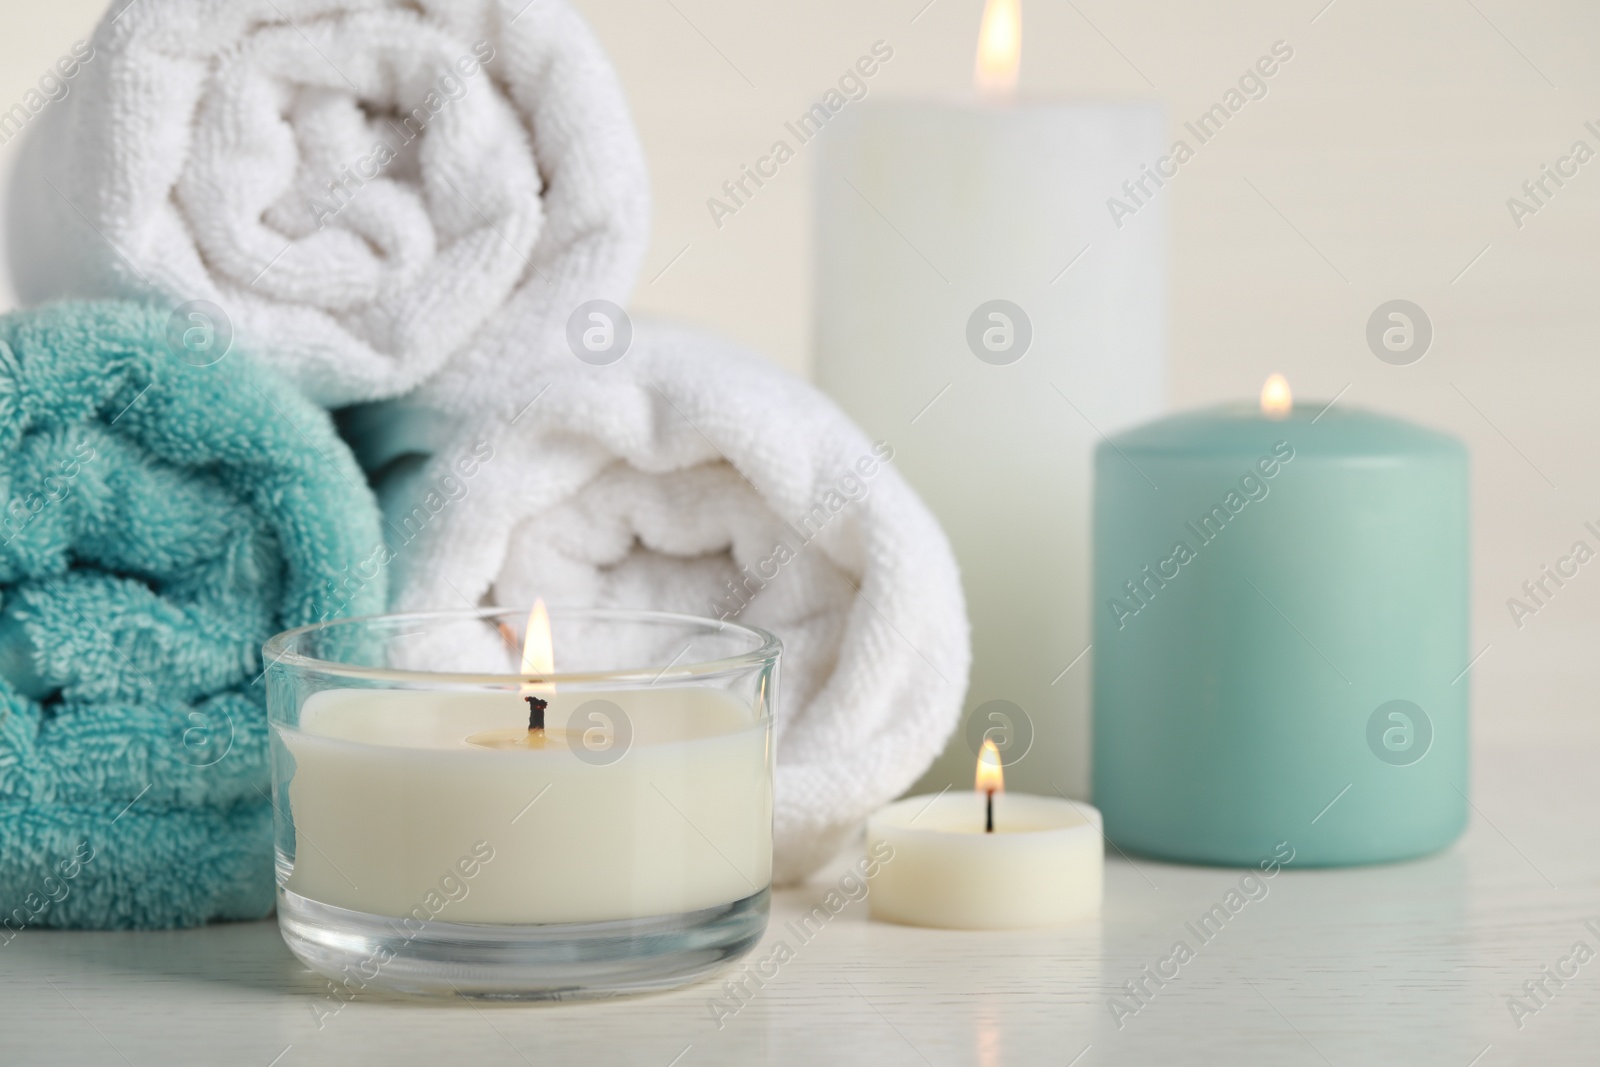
[814,0,1164,797]
[1092,380,1470,866]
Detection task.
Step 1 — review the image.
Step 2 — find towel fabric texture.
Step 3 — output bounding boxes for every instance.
[0,302,385,930]
[344,320,971,884]
[7,0,648,408]
[1,0,974,896]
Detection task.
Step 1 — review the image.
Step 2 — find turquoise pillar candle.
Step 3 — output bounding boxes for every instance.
[1092,380,1469,866]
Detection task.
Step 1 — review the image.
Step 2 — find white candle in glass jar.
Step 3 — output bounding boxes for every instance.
[276,687,772,924]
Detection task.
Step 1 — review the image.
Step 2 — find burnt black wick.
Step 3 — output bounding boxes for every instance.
[525,695,547,732]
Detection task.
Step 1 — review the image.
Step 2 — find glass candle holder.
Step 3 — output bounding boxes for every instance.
[263,607,779,999]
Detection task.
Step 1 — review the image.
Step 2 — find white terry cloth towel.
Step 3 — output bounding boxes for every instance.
[6,0,648,409]
[344,320,973,885]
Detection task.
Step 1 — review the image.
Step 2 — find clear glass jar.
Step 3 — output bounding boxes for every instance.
[263,607,779,999]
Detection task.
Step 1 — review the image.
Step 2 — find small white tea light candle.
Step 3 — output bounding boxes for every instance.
[867,742,1103,929]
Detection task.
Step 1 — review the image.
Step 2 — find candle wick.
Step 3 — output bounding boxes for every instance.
[985,788,995,833]
[525,695,547,732]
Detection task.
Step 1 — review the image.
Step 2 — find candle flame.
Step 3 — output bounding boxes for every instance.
[974,0,1020,98]
[468,601,556,748]
[975,738,1004,794]
[521,599,554,690]
[1260,374,1292,419]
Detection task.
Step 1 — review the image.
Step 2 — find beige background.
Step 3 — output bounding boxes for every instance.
[3,0,1597,754]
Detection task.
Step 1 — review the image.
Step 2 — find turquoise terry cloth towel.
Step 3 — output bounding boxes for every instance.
[0,302,386,930]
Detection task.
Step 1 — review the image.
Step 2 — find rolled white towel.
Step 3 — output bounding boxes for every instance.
[345,320,973,884]
[6,0,648,408]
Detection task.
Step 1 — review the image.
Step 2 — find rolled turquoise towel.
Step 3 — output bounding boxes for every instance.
[0,302,385,931]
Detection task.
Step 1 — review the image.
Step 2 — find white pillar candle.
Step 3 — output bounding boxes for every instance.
[276,687,771,924]
[866,792,1103,930]
[814,15,1165,797]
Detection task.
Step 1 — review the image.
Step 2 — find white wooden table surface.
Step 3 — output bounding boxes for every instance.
[2,714,1596,1067]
